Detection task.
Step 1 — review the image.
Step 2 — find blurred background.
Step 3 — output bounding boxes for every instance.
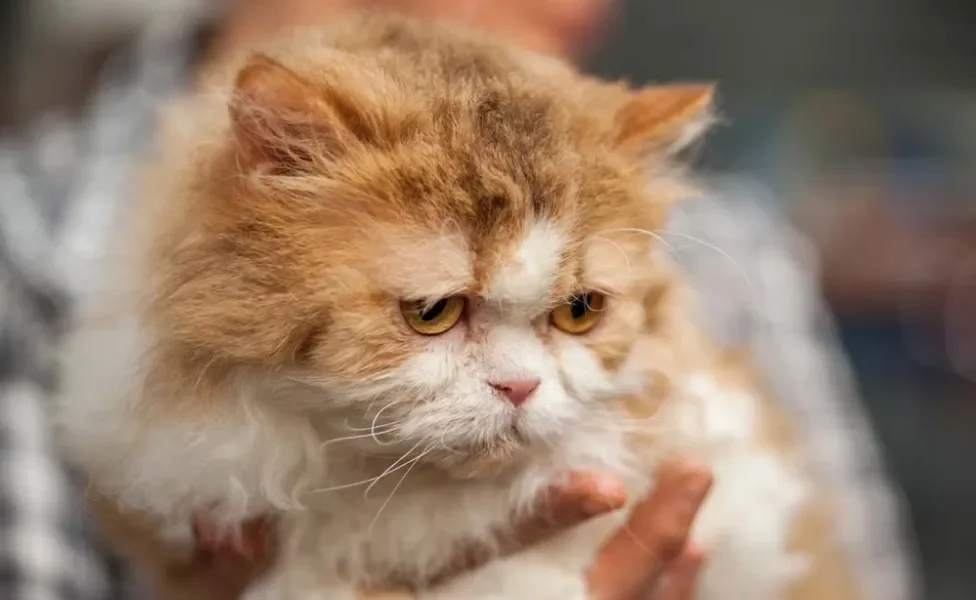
[2,0,973,598]
[594,4,976,599]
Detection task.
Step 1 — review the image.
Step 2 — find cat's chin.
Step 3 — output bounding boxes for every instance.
[427,435,536,480]
[434,454,526,480]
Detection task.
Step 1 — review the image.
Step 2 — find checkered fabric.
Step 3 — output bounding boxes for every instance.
[0,22,920,600]
[0,24,194,600]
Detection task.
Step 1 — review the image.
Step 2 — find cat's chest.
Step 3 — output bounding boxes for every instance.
[279,433,641,584]
[277,369,804,588]
[278,472,541,584]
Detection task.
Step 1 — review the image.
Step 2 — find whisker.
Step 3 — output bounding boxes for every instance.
[320,429,400,449]
[308,476,390,494]
[343,400,406,446]
[599,226,758,301]
[591,236,633,284]
[600,227,681,259]
[365,441,424,497]
[437,429,465,456]
[655,230,757,297]
[308,443,419,494]
[370,401,398,434]
[367,446,432,536]
[341,418,404,433]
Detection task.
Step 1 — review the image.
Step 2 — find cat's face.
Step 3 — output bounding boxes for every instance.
[151,34,712,477]
[295,190,664,476]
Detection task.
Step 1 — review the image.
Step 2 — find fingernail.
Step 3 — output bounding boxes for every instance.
[582,495,617,516]
[582,478,627,516]
[591,473,627,500]
[684,543,708,565]
[581,497,607,516]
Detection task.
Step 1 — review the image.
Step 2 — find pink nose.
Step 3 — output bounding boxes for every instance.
[490,379,540,407]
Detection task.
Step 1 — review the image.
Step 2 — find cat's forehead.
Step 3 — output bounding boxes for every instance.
[367,217,569,303]
[349,93,655,304]
[270,26,662,302]
[368,208,654,309]
[482,219,571,304]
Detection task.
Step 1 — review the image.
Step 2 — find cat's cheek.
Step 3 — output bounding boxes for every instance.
[389,344,510,443]
[517,384,581,442]
[396,337,467,390]
[554,339,617,402]
[612,336,663,396]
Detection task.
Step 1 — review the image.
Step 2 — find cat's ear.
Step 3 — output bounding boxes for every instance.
[229,54,351,172]
[614,84,715,156]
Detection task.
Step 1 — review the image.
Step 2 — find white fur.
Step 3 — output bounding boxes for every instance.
[56,224,811,600]
[665,110,716,156]
[674,374,810,598]
[487,221,566,308]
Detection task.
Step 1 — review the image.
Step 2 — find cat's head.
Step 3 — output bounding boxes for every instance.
[150,23,713,478]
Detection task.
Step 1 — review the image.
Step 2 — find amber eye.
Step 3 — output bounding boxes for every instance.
[401,297,465,335]
[550,292,605,334]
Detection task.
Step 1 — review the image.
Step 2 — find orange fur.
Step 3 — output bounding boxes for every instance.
[133,14,694,413]
[70,12,861,600]
[619,285,864,599]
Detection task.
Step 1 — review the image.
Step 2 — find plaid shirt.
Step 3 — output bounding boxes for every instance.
[0,22,920,600]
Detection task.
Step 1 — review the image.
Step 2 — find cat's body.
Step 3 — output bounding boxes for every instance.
[56,14,861,600]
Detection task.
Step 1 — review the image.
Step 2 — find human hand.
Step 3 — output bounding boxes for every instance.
[193,458,711,600]
[585,459,712,600]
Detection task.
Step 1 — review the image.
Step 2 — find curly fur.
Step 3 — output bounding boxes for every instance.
[55,13,861,600]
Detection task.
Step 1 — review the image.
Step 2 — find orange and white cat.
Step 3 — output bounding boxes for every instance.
[56,14,862,600]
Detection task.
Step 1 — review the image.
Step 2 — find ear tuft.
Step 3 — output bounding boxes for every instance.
[234,54,318,118]
[229,54,341,172]
[615,84,716,156]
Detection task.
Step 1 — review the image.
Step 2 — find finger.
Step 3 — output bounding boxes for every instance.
[193,516,273,563]
[586,458,712,600]
[186,520,277,600]
[657,545,706,600]
[515,472,628,546]
[427,472,628,587]
[169,550,264,600]
[204,554,263,597]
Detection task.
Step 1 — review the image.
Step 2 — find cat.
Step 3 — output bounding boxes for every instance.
[55,13,863,600]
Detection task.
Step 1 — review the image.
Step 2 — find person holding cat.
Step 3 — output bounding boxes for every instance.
[3,1,714,599]
[159,1,716,596]
[0,0,917,599]
[171,3,916,599]
[186,459,712,599]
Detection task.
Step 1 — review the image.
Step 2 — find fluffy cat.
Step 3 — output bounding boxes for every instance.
[56,13,862,600]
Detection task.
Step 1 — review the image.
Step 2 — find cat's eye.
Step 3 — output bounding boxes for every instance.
[550,292,605,334]
[400,297,465,335]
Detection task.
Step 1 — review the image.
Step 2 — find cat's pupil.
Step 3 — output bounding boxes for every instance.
[420,299,447,321]
[570,295,589,320]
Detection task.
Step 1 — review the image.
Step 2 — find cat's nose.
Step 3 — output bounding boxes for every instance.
[490,379,540,407]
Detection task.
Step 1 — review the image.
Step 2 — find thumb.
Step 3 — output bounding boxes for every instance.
[515,472,628,547]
